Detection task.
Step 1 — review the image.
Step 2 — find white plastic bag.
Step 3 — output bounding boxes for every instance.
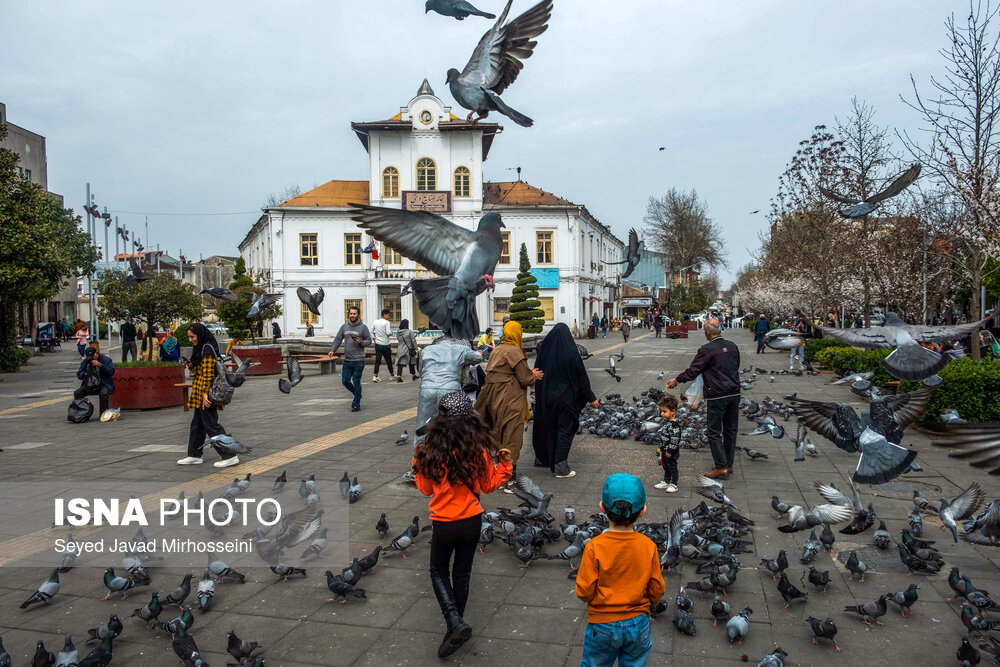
[684,375,705,410]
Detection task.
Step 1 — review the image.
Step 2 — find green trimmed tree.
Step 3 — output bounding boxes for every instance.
[509,243,544,333]
[0,124,98,371]
[97,271,203,360]
[215,261,281,342]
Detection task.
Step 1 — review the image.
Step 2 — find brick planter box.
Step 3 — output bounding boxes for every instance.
[684,321,698,330]
[664,326,689,338]
[109,364,186,410]
[233,344,282,376]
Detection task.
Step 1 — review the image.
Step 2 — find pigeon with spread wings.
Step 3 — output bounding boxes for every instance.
[818,163,922,218]
[928,421,1000,476]
[446,0,553,127]
[247,291,283,319]
[816,312,993,381]
[601,228,640,279]
[350,204,504,340]
[784,390,930,452]
[296,287,325,316]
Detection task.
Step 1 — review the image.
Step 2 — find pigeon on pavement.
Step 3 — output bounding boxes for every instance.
[350,205,505,340]
[163,574,192,606]
[130,591,163,629]
[324,571,367,603]
[843,594,888,625]
[806,616,841,652]
[101,567,137,600]
[349,476,362,504]
[227,630,261,662]
[20,568,60,609]
[55,634,79,666]
[196,569,214,611]
[300,528,328,560]
[86,615,123,644]
[273,470,287,493]
[445,0,553,127]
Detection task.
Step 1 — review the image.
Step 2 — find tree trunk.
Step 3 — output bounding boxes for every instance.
[0,300,21,370]
[861,216,871,327]
[970,262,982,360]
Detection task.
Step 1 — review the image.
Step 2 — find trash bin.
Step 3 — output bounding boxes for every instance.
[587,325,596,339]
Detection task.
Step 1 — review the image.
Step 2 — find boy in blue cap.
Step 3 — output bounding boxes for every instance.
[574,473,666,666]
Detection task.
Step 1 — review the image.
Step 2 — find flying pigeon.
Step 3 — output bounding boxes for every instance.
[200,287,238,302]
[960,499,1000,546]
[350,205,504,340]
[816,312,994,381]
[126,258,147,286]
[602,228,641,279]
[695,475,739,510]
[939,482,986,542]
[605,354,622,382]
[400,280,414,297]
[296,286,325,316]
[818,163,922,218]
[577,345,592,360]
[445,0,553,127]
[927,421,1000,475]
[278,357,303,394]
[425,0,496,20]
[247,291,283,318]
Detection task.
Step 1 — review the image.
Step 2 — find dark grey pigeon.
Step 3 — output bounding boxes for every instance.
[278,357,303,394]
[296,286,325,316]
[816,311,993,381]
[819,163,921,218]
[445,0,553,127]
[602,228,640,279]
[350,205,505,340]
[200,287,238,302]
[426,0,496,20]
[247,291,282,318]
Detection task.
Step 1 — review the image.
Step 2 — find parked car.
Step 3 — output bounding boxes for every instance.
[205,322,227,336]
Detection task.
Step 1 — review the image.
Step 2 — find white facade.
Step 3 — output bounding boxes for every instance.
[240,83,624,337]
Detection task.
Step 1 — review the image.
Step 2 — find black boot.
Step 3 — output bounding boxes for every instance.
[430,571,471,659]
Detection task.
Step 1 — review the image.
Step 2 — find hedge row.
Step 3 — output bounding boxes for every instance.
[805,338,846,362]
[900,357,1000,424]
[830,349,895,386]
[814,345,853,368]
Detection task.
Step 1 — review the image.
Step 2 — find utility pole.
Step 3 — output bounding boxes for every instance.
[85,183,97,338]
[156,244,161,272]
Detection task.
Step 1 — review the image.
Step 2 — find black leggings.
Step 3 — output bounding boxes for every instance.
[374,344,393,375]
[187,406,227,458]
[430,514,481,616]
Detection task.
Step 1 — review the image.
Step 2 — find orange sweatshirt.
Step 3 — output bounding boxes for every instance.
[574,530,666,624]
[413,449,512,522]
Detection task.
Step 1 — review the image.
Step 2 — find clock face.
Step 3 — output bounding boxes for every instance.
[419,110,433,125]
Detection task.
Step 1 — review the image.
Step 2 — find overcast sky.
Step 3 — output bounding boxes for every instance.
[0,1,967,285]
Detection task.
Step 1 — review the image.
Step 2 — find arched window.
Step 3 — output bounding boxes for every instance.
[454,166,471,198]
[382,167,399,198]
[416,158,437,191]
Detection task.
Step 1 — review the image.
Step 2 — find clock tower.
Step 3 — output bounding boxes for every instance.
[351,80,501,215]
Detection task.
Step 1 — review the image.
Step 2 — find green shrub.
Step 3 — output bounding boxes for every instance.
[900,357,1000,424]
[0,344,32,372]
[830,348,894,385]
[173,321,193,344]
[116,360,179,369]
[805,338,846,362]
[815,345,853,368]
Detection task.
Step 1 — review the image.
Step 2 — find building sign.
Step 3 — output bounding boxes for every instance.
[530,268,560,289]
[403,191,451,213]
[624,297,652,307]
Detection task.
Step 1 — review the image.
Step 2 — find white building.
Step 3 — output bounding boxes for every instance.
[239,81,624,337]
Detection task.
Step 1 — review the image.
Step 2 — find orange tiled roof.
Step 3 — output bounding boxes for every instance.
[280,180,370,207]
[483,181,575,206]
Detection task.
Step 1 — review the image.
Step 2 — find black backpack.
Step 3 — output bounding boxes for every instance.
[68,397,94,423]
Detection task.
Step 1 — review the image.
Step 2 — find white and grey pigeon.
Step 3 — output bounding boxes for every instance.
[425,0,496,20]
[816,311,994,381]
[818,163,922,218]
[832,371,874,385]
[296,286,325,316]
[350,205,505,340]
[20,568,60,609]
[395,430,409,446]
[247,291,283,318]
[445,0,553,127]
[602,229,641,279]
[348,476,362,504]
[939,482,986,543]
[196,569,215,611]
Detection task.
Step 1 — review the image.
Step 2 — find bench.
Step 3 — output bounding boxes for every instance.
[175,382,192,412]
[882,381,900,394]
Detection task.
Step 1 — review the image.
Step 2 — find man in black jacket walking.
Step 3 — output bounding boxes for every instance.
[667,318,740,479]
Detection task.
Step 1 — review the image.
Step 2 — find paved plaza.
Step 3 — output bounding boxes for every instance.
[0,329,997,666]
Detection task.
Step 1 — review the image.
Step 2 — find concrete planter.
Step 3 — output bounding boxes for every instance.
[109,364,186,410]
[234,344,282,375]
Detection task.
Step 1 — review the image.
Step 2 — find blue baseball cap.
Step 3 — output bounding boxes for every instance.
[602,473,646,513]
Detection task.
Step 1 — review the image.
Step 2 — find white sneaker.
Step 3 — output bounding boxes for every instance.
[176,457,203,465]
[372,375,381,383]
[654,481,670,490]
[665,484,678,493]
[214,456,240,468]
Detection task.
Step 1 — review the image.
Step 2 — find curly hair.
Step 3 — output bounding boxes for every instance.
[413,413,491,488]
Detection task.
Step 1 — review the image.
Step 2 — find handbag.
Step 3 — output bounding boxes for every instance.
[207,358,236,406]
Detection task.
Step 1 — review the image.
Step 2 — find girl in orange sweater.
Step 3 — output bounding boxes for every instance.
[413,391,512,659]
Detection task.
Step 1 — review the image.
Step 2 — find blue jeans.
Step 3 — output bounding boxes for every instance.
[581,614,651,667]
[341,360,364,406]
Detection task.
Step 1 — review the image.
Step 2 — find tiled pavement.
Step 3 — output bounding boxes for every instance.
[0,330,997,666]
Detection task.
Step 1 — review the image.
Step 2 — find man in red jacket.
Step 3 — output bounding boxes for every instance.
[667,318,741,479]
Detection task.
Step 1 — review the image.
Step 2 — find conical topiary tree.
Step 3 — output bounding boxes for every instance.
[509,243,544,332]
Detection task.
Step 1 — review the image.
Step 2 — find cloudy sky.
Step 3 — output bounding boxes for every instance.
[0,1,966,284]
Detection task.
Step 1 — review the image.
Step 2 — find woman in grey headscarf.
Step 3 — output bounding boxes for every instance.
[395,319,420,382]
